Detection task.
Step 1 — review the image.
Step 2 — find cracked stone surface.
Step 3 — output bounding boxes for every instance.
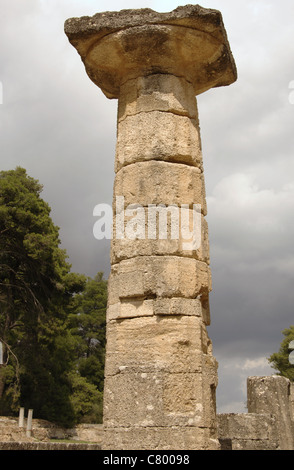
[65,4,237,98]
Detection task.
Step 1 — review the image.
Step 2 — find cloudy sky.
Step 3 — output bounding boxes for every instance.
[1,0,294,414]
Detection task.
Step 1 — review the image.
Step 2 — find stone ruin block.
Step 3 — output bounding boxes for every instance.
[115,111,203,171]
[111,210,209,264]
[118,74,198,121]
[107,256,212,303]
[247,375,294,450]
[104,315,214,374]
[113,161,207,214]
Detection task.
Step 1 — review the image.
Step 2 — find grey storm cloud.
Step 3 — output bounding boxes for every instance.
[0,0,294,413]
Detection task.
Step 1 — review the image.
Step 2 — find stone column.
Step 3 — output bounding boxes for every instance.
[26,409,33,438]
[65,5,237,450]
[18,407,25,428]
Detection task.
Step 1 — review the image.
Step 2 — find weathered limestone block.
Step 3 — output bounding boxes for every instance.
[64,6,237,98]
[217,412,277,441]
[103,315,218,432]
[111,210,209,263]
[154,296,203,316]
[107,256,212,303]
[247,376,294,450]
[0,442,102,451]
[115,112,202,171]
[153,296,211,325]
[118,74,198,121]
[107,296,211,325]
[113,161,207,214]
[217,413,279,451]
[0,417,34,442]
[230,439,278,451]
[103,368,217,429]
[103,425,219,450]
[107,298,154,321]
[86,24,230,96]
[104,315,213,373]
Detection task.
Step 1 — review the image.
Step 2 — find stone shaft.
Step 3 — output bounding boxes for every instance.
[102,73,219,450]
[65,5,237,450]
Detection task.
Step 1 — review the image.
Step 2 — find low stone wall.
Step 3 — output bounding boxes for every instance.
[0,417,32,442]
[217,375,294,450]
[31,420,104,443]
[0,376,293,450]
[217,413,278,450]
[0,441,101,450]
[0,416,103,445]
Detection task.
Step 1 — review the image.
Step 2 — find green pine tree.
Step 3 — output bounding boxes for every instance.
[0,167,85,426]
[67,272,107,423]
[268,325,294,382]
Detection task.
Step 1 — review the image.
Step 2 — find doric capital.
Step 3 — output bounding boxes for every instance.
[65,5,237,99]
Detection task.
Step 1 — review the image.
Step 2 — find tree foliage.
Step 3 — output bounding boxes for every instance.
[68,272,107,389]
[66,272,107,423]
[0,167,107,426]
[268,325,294,382]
